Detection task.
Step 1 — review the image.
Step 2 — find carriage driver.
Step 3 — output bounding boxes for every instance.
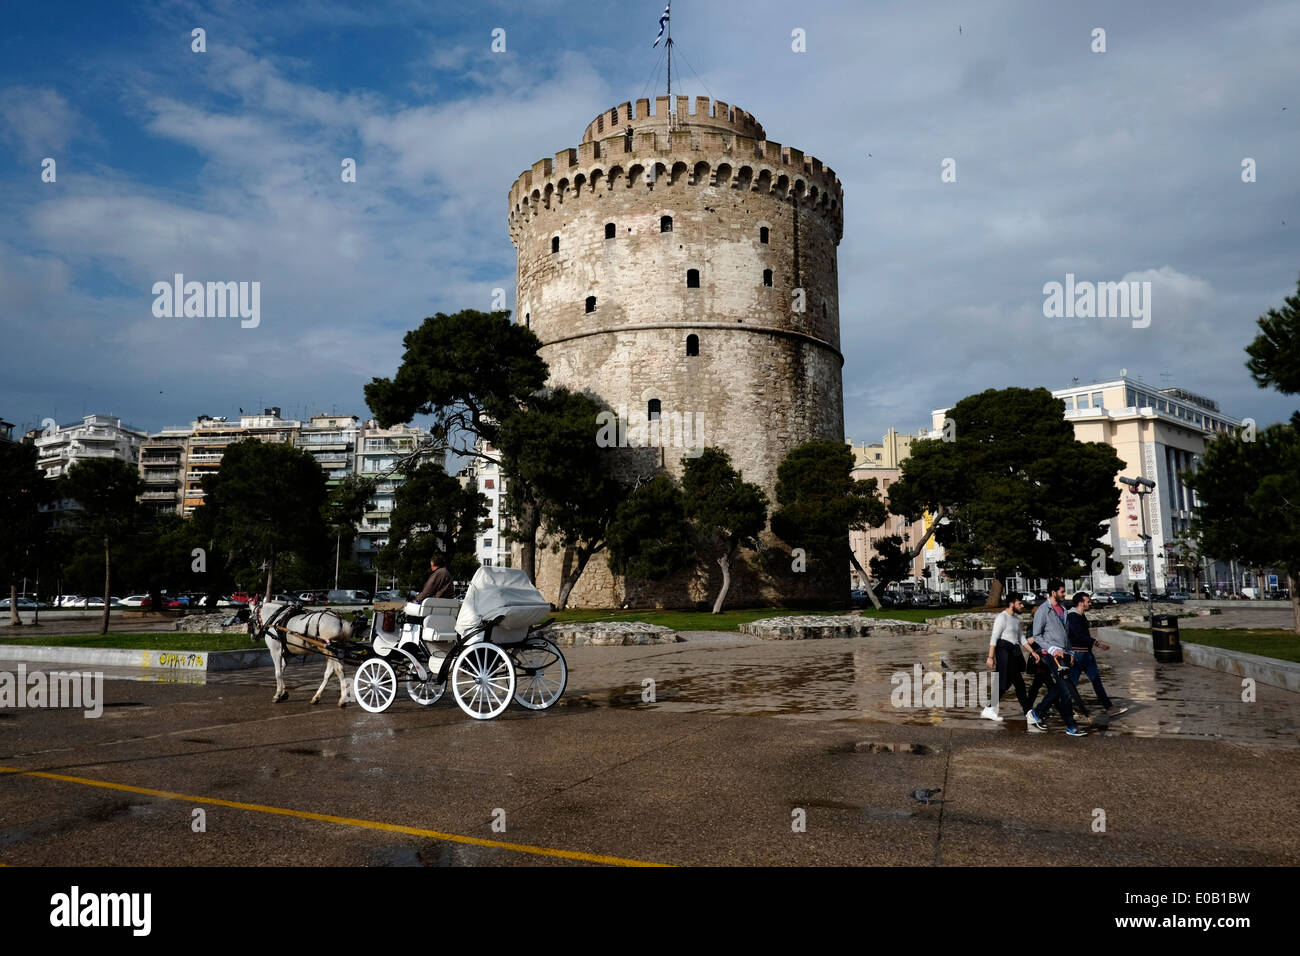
[415,553,453,602]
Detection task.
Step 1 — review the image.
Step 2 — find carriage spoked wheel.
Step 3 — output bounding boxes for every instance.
[354,658,398,713]
[509,638,567,710]
[451,643,516,720]
[406,667,445,706]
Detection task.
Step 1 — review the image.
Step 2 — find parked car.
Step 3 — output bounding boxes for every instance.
[373,589,415,603]
[297,591,327,604]
[119,594,153,608]
[1088,591,1113,606]
[0,597,45,609]
[83,597,122,608]
[1108,591,1137,604]
[1164,591,1190,603]
[326,589,371,605]
[230,590,252,604]
[57,595,84,608]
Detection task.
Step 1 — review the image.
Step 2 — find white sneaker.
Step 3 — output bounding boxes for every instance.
[980,705,1004,722]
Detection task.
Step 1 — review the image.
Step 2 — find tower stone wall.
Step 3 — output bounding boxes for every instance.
[508,95,846,607]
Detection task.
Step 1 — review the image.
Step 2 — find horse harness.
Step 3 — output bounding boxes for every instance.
[259,602,348,660]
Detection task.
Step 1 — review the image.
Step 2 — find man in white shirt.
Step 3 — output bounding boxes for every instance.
[982,596,1032,721]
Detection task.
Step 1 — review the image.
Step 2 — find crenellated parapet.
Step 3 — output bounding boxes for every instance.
[580,95,764,143]
[507,95,843,246]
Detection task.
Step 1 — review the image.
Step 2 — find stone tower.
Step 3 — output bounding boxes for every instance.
[508,95,845,607]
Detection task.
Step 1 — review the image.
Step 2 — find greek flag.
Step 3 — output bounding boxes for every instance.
[653,4,669,47]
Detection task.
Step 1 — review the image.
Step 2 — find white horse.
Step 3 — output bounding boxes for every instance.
[252,600,356,707]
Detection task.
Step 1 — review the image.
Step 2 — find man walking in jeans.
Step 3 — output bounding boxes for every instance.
[1025,579,1087,737]
[1068,592,1125,718]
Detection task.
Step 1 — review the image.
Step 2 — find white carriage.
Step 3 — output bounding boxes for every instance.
[351,566,566,719]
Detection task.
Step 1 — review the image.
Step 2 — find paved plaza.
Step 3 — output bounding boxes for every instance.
[1,610,1296,866]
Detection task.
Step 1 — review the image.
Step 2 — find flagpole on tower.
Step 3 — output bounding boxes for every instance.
[666,2,672,107]
[653,3,673,125]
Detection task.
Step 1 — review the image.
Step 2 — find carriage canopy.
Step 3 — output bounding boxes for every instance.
[454,566,552,642]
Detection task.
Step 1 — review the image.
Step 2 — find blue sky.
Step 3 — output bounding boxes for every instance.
[2,0,1298,442]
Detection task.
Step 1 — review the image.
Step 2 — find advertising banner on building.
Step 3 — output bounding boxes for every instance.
[1123,490,1142,537]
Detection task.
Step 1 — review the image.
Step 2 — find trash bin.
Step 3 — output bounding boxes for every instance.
[1151,613,1183,663]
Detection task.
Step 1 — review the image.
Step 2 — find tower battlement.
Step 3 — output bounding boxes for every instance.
[508,94,842,246]
[581,96,765,143]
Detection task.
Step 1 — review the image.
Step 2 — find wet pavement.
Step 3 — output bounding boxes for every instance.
[1,622,1297,866]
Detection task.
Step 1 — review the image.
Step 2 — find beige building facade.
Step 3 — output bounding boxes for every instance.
[1052,378,1239,593]
[925,377,1241,593]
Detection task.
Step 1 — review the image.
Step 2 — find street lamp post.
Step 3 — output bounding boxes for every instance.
[1119,476,1157,623]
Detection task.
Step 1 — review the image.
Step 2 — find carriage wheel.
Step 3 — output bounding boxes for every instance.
[451,643,516,720]
[354,658,398,713]
[406,669,445,706]
[510,639,567,710]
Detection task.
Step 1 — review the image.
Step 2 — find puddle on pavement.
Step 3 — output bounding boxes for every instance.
[372,842,456,866]
[281,747,357,760]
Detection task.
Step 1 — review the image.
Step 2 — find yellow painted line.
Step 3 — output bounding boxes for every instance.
[0,765,669,867]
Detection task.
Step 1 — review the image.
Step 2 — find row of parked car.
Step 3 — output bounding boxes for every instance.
[847,587,1202,610]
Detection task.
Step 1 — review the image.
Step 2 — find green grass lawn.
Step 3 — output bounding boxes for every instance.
[1123,627,1300,664]
[547,606,957,632]
[0,633,257,651]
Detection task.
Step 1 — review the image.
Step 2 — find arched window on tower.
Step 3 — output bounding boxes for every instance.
[760,226,769,244]
[585,296,597,314]
[686,334,699,357]
[661,215,673,232]
[648,399,661,421]
[551,236,559,254]
[763,269,773,287]
[605,222,616,239]
[686,269,700,288]
[525,312,530,328]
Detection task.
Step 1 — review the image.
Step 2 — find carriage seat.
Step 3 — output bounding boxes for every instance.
[402,598,460,643]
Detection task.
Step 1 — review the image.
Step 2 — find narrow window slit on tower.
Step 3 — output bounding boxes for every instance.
[686,334,699,356]
[661,215,673,232]
[585,296,596,313]
[686,269,700,288]
[648,399,661,420]
[605,222,616,239]
[760,226,769,243]
[551,236,559,253]
[763,269,773,287]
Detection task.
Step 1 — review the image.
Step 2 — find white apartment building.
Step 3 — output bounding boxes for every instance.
[138,428,191,516]
[462,438,510,568]
[354,421,439,570]
[298,414,360,485]
[35,414,146,480]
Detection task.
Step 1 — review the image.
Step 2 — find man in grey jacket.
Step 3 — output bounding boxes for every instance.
[1025,579,1087,737]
